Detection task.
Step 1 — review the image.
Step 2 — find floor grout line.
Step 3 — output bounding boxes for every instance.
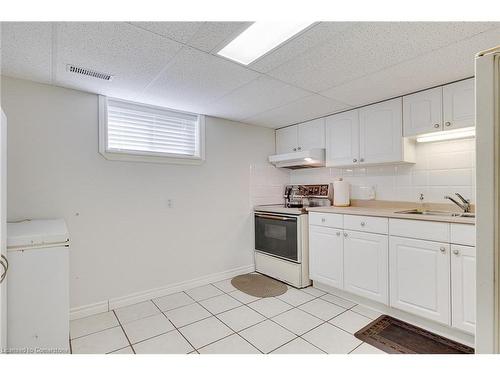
[70,322,122,341]
[348,342,365,354]
[150,298,196,354]
[70,279,374,354]
[112,310,136,354]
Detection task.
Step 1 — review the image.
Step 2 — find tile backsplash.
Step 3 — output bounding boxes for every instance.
[289,138,475,204]
[249,164,289,206]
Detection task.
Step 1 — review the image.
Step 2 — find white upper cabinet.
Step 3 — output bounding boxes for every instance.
[275,118,325,154]
[389,236,451,325]
[443,78,475,130]
[298,118,325,151]
[326,99,414,167]
[276,78,473,164]
[403,78,475,137]
[276,125,298,154]
[325,110,360,167]
[359,98,406,165]
[403,87,443,137]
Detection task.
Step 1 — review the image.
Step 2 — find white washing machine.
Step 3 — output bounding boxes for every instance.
[7,219,70,354]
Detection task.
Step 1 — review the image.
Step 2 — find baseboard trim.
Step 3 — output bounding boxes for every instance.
[70,264,255,320]
[69,300,109,321]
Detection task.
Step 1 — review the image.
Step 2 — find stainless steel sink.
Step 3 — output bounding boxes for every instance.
[394,209,475,218]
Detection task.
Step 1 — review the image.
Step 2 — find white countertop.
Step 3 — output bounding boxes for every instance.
[306,205,475,224]
[254,205,306,215]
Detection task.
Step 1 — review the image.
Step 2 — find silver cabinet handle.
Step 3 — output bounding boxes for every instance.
[434,124,440,128]
[360,222,366,227]
[321,218,326,223]
[445,122,451,127]
[440,247,446,253]
[359,158,365,162]
[453,249,460,255]
[293,148,297,151]
[336,231,341,236]
[0,254,8,284]
[297,146,302,150]
[353,158,357,163]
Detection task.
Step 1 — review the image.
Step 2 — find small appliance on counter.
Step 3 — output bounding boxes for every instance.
[333,178,350,207]
[253,184,332,288]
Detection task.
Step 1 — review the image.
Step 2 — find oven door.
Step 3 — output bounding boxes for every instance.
[254,213,300,262]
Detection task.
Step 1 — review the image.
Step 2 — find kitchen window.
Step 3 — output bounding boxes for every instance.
[98,96,205,164]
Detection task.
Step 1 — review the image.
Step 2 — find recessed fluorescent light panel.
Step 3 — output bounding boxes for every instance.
[217,21,314,65]
[416,127,476,143]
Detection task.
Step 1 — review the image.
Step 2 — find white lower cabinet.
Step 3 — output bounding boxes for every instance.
[389,236,450,325]
[451,245,476,334]
[309,214,476,334]
[343,230,388,304]
[309,225,343,289]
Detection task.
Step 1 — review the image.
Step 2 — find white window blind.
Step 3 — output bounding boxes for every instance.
[101,97,203,162]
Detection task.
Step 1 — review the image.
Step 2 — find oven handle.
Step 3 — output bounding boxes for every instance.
[255,214,297,221]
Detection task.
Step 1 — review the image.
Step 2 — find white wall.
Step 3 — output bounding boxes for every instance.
[290,138,476,204]
[1,76,276,310]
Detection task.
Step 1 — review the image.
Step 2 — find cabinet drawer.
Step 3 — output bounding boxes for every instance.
[389,218,449,242]
[451,223,475,246]
[344,215,388,234]
[309,212,343,228]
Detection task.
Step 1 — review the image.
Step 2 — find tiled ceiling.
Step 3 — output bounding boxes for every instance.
[2,21,500,129]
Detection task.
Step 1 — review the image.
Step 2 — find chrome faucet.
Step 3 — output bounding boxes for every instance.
[444,193,471,213]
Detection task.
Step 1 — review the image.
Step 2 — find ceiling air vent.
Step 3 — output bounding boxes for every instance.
[66,64,114,81]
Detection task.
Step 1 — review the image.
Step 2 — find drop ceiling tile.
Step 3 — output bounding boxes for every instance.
[321,26,500,107]
[141,46,259,114]
[130,22,203,43]
[207,75,311,121]
[245,94,350,128]
[249,22,356,73]
[268,22,500,92]
[0,22,52,83]
[188,22,251,53]
[54,22,183,99]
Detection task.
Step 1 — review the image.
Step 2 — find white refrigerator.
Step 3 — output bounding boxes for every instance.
[475,46,500,353]
[0,108,7,352]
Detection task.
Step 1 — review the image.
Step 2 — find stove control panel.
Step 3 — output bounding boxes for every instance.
[285,184,332,198]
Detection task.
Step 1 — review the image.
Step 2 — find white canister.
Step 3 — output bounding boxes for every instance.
[333,178,350,207]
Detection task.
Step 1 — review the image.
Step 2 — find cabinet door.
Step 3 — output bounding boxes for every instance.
[451,245,476,334]
[325,110,359,167]
[343,230,388,304]
[276,125,298,154]
[298,118,325,151]
[403,87,443,136]
[443,78,475,130]
[309,225,343,289]
[359,98,403,164]
[389,237,450,324]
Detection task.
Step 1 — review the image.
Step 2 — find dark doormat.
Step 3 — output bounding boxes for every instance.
[354,315,474,354]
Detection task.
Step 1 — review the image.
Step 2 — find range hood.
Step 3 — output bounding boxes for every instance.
[268,148,325,169]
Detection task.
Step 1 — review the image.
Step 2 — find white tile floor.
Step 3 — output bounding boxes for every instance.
[69,278,386,354]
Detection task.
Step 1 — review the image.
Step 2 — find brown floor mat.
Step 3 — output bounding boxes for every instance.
[354,315,474,354]
[231,273,287,297]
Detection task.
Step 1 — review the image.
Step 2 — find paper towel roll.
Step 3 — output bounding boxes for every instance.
[333,179,350,207]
